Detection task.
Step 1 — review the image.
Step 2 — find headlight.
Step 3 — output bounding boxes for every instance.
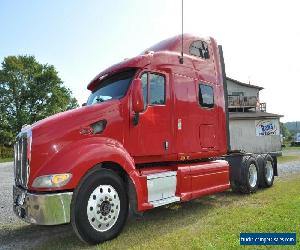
[32,173,72,188]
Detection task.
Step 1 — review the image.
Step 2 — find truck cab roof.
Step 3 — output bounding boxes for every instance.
[87,34,220,91]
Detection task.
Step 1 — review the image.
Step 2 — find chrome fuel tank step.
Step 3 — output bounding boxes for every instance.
[146,171,180,207]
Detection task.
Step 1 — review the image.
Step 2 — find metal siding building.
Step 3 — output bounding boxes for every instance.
[227,77,263,97]
[229,112,282,154]
[226,78,282,155]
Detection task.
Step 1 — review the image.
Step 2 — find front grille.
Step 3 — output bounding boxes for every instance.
[14,133,29,188]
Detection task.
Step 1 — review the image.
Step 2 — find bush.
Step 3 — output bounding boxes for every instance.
[0,145,14,159]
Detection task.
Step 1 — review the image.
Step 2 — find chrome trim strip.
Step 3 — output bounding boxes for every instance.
[14,129,31,188]
[150,196,180,207]
[13,186,73,225]
[269,151,282,157]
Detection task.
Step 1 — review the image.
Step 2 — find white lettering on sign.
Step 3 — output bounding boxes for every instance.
[255,120,279,136]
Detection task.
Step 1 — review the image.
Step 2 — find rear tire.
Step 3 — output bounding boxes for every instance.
[239,156,259,194]
[71,168,128,245]
[260,154,274,188]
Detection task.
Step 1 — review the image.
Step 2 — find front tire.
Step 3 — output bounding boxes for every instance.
[71,168,128,244]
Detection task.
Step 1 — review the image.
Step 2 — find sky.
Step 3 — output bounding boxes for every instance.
[0,0,299,122]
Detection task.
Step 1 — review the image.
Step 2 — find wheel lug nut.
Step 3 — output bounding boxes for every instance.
[97,211,100,214]
[104,217,107,221]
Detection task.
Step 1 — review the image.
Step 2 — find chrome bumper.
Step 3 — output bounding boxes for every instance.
[13,185,73,225]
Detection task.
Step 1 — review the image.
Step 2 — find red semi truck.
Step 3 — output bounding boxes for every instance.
[13,34,276,244]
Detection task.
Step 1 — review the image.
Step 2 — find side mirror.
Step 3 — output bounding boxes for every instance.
[82,102,87,107]
[132,79,144,113]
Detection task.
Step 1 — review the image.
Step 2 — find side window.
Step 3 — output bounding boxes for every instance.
[232,91,244,96]
[141,73,148,110]
[199,84,214,108]
[149,73,165,105]
[190,40,210,59]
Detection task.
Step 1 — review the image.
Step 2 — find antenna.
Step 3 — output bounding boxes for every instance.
[179,0,184,64]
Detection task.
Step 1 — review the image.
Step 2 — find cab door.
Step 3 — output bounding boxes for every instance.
[197,83,218,150]
[129,71,173,158]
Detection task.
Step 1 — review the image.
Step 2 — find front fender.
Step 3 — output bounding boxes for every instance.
[29,137,151,211]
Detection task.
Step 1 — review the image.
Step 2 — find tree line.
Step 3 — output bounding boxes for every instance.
[0,55,78,148]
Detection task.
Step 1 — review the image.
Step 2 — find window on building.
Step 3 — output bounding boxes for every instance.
[199,84,214,108]
[232,91,244,96]
[189,40,210,59]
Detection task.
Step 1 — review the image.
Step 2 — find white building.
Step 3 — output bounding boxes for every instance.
[227,77,282,155]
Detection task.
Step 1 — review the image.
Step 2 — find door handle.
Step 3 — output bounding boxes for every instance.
[133,113,140,126]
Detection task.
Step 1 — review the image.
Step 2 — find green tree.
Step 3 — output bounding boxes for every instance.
[280,122,290,138]
[0,55,78,145]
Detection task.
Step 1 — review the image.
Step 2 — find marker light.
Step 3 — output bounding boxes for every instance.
[32,173,72,188]
[80,120,107,135]
[91,120,107,134]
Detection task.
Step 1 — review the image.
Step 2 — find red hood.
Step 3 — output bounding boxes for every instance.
[29,100,121,176]
[32,100,119,134]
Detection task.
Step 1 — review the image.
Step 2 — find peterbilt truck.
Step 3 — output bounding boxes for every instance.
[13,34,277,244]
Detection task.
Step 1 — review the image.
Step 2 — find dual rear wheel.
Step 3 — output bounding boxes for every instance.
[232,154,275,194]
[259,154,275,188]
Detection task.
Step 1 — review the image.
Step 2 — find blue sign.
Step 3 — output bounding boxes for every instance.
[240,233,296,245]
[256,120,279,136]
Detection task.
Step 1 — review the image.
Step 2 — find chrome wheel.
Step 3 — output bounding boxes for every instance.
[87,185,120,232]
[265,161,273,183]
[248,164,258,188]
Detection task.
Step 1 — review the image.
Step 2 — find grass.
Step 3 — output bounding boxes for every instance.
[0,158,13,163]
[282,146,300,151]
[38,174,300,250]
[278,155,300,163]
[278,146,300,163]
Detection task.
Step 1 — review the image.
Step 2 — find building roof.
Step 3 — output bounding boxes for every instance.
[229,112,283,120]
[226,77,264,90]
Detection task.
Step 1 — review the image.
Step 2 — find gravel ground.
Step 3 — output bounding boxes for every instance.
[0,159,299,249]
[277,160,300,177]
[0,163,74,250]
[0,162,18,225]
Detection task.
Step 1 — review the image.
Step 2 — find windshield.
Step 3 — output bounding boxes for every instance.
[87,69,136,105]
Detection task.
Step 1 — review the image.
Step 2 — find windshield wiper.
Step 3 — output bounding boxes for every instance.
[96,97,105,103]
